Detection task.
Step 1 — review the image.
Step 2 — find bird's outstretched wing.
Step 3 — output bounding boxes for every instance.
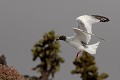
[76,15,110,34]
[77,29,105,41]
[91,15,110,22]
[73,27,91,45]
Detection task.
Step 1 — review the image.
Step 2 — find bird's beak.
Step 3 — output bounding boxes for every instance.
[54,38,59,42]
[56,38,60,41]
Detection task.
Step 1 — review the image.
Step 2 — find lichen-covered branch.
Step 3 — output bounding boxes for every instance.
[71,51,108,80]
[31,30,64,80]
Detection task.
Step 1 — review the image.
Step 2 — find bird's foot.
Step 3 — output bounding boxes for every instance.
[76,51,81,58]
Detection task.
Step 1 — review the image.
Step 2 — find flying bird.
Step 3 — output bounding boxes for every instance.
[56,27,100,55]
[76,15,110,41]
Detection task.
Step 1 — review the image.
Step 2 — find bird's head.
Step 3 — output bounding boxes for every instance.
[56,35,66,41]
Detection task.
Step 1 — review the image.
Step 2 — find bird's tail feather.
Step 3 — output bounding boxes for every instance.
[85,41,100,54]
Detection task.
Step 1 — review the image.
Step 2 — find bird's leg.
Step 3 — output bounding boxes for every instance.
[76,51,81,58]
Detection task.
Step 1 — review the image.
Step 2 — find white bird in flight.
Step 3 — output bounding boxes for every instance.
[76,15,110,41]
[56,15,109,56]
[56,27,100,55]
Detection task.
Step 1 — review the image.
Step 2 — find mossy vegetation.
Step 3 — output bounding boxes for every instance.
[71,51,108,80]
[31,31,64,80]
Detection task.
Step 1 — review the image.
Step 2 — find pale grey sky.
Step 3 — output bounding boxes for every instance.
[0,0,119,80]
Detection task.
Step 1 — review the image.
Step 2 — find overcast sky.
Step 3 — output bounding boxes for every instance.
[0,0,119,80]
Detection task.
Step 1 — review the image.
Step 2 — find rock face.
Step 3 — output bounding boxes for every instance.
[0,54,27,80]
[0,54,7,65]
[0,64,27,80]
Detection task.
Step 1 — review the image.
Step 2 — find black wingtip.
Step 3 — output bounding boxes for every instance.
[91,15,110,22]
[99,17,110,22]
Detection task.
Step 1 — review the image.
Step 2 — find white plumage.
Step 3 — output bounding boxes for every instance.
[66,27,100,54]
[57,27,100,54]
[56,15,109,55]
[76,15,109,41]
